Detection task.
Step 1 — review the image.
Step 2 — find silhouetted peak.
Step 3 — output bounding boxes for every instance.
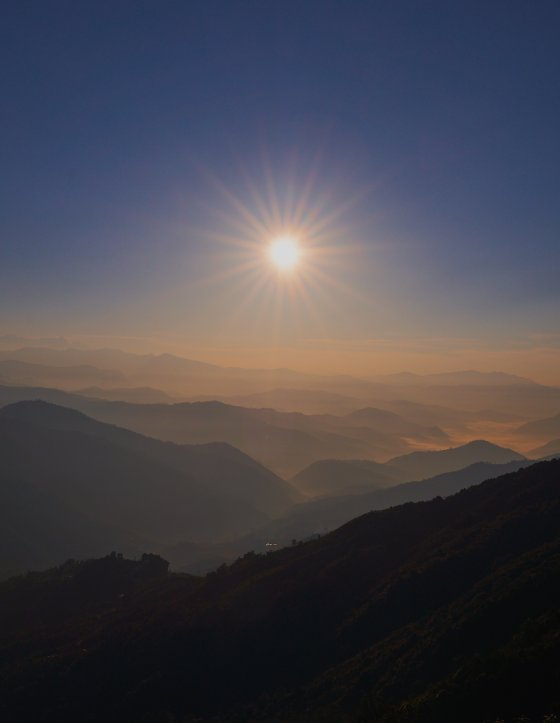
[461,439,508,450]
[0,400,92,428]
[391,439,524,460]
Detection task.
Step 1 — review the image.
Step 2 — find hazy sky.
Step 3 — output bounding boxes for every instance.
[2,1,560,379]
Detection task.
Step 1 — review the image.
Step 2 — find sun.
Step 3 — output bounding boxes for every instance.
[268,236,300,271]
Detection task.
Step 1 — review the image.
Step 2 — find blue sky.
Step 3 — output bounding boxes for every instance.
[1,1,559,377]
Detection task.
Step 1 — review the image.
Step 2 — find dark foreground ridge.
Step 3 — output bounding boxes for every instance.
[1,460,560,722]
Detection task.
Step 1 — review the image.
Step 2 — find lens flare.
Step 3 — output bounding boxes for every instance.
[268,236,300,270]
[194,152,367,338]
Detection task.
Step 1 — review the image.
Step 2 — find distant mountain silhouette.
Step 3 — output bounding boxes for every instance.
[529,438,560,459]
[0,401,297,578]
[4,348,559,418]
[0,359,125,386]
[0,400,298,512]
[291,458,401,498]
[0,385,418,475]
[76,385,177,403]
[516,411,560,439]
[381,399,525,429]
[386,439,525,480]
[0,383,101,408]
[1,460,559,722]
[374,369,538,386]
[196,387,364,415]
[342,405,448,442]
[0,346,322,396]
[3,400,300,510]
[0,346,221,373]
[80,399,402,476]
[228,458,532,552]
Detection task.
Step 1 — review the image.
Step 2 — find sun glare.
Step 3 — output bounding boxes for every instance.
[201,156,364,323]
[269,236,300,271]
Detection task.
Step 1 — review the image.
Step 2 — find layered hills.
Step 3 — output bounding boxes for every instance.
[530,439,560,459]
[0,397,529,577]
[2,346,560,418]
[1,460,559,722]
[0,385,448,475]
[386,439,525,481]
[0,401,298,579]
[517,412,560,440]
[290,440,525,499]
[292,458,399,497]
[248,458,532,550]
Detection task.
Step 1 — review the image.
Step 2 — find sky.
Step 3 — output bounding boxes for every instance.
[1,1,560,380]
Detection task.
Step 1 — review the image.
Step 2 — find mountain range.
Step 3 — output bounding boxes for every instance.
[530,438,560,459]
[2,346,560,418]
[0,359,126,387]
[385,439,525,481]
[207,458,533,566]
[289,441,526,500]
[0,398,529,579]
[0,384,447,475]
[517,412,560,439]
[1,459,559,722]
[0,401,298,579]
[292,458,400,497]
[372,369,539,386]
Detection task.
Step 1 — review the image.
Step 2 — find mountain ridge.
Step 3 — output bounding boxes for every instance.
[387,439,525,480]
[0,401,298,578]
[1,459,559,722]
